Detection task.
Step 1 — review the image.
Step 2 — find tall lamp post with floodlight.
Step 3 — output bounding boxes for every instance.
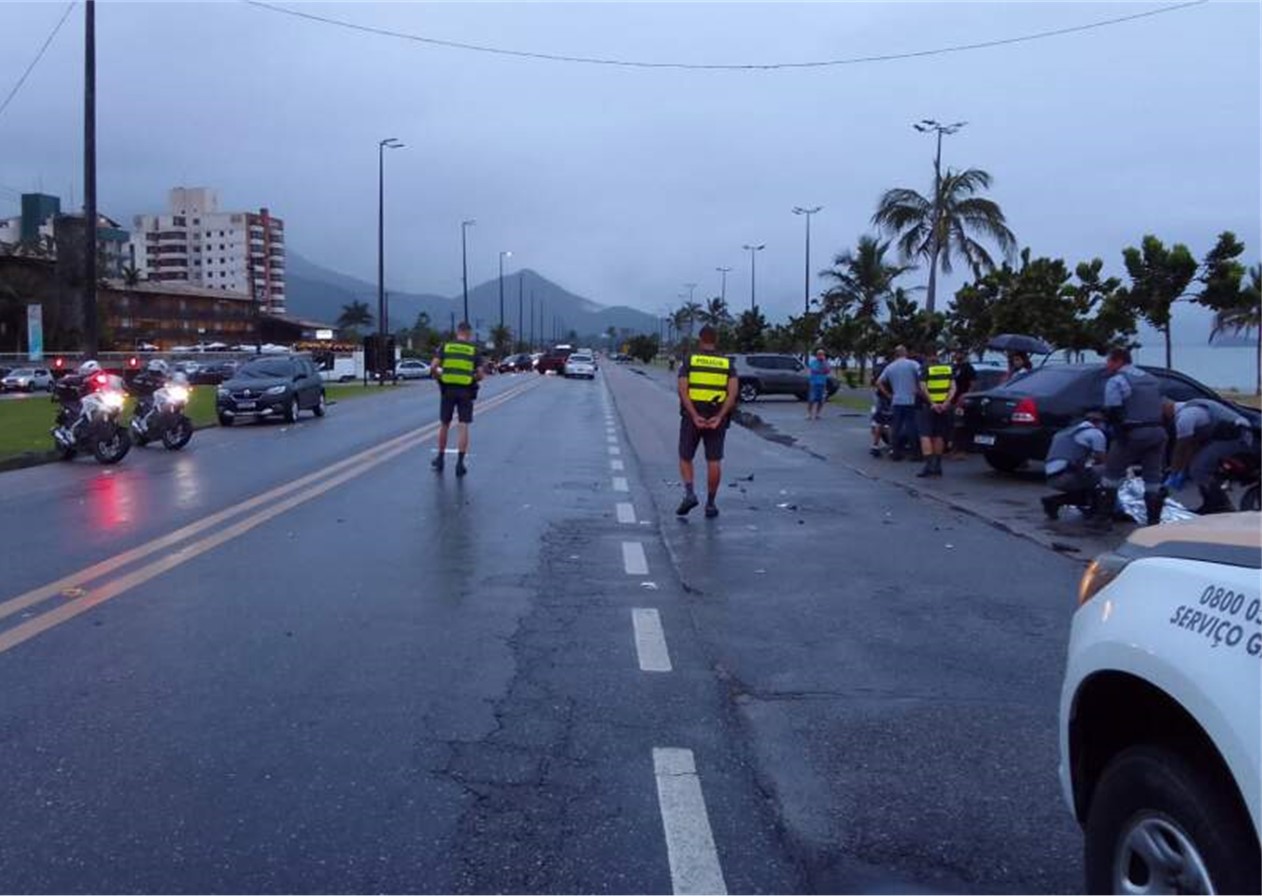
[461,219,476,323]
[742,244,765,312]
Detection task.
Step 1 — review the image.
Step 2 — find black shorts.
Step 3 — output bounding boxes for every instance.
[918,406,953,439]
[440,387,476,425]
[679,413,729,462]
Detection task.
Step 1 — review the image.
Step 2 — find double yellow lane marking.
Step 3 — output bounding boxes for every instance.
[0,379,540,655]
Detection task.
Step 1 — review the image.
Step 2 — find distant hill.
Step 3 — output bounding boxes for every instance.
[285,251,659,342]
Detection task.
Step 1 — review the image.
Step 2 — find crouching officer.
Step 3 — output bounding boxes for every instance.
[1101,347,1168,526]
[676,325,738,519]
[430,322,484,477]
[1164,398,1255,514]
[1041,410,1108,523]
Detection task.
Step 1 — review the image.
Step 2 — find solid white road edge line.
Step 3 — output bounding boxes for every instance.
[622,541,649,575]
[616,502,637,524]
[653,748,728,895]
[632,608,672,672]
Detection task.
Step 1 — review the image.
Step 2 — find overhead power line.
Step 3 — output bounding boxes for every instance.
[0,2,77,122]
[244,0,1207,71]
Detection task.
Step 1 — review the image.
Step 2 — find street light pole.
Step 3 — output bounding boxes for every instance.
[517,271,523,352]
[460,219,476,323]
[742,244,765,312]
[912,119,966,313]
[715,266,731,305]
[498,250,512,341]
[83,0,98,356]
[377,138,403,347]
[792,206,822,316]
[684,282,698,305]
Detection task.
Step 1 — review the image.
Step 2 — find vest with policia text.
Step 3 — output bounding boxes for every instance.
[438,341,477,388]
[686,352,732,410]
[924,363,953,404]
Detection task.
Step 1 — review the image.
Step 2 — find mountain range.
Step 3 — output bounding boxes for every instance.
[284,251,660,342]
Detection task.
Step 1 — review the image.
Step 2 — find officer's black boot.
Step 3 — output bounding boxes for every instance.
[1088,488,1116,531]
[1041,494,1064,520]
[431,454,444,473]
[1196,483,1233,515]
[1144,488,1167,526]
[915,458,934,477]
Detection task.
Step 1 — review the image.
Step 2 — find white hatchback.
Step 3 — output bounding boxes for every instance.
[564,352,597,379]
[1060,513,1260,894]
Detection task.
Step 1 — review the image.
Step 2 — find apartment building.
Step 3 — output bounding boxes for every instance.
[132,187,286,314]
[0,192,133,278]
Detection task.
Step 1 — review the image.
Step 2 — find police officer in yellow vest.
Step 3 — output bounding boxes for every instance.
[430,322,484,476]
[916,347,956,478]
[676,325,738,518]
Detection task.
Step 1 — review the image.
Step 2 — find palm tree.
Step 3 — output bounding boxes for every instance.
[699,296,731,328]
[337,300,373,334]
[678,301,703,340]
[819,236,912,379]
[1211,263,1261,395]
[872,167,1017,314]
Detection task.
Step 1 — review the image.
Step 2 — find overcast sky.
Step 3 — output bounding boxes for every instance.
[1,1,1258,330]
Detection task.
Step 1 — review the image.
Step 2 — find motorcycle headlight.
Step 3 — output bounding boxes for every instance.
[167,385,190,403]
[101,391,125,410]
[265,385,287,395]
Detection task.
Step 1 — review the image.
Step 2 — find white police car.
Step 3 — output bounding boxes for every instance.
[1060,513,1260,893]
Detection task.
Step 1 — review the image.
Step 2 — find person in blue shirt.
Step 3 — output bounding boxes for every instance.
[806,348,831,421]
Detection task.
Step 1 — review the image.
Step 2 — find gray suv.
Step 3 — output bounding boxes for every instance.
[731,353,839,403]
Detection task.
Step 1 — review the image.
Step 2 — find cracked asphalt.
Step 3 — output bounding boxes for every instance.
[0,363,1086,893]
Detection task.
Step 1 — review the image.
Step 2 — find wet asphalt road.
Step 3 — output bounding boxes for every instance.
[0,365,1086,893]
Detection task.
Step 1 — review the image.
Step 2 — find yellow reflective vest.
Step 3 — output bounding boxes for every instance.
[438,341,477,387]
[924,363,953,404]
[687,352,732,406]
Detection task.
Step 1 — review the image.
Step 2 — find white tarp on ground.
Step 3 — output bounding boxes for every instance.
[1117,476,1196,525]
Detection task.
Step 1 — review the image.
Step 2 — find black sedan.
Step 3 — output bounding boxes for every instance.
[958,363,1259,472]
[216,356,326,426]
[497,353,534,373]
[191,360,240,385]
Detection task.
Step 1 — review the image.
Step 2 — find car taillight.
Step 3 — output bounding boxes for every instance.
[1011,397,1039,425]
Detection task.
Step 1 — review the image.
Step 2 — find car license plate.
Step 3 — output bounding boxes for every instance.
[237,401,256,410]
[973,434,996,446]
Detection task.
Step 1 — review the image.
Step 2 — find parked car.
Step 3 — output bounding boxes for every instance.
[731,353,839,403]
[2,367,54,392]
[1060,512,1260,894]
[216,356,326,426]
[959,363,1261,472]
[395,359,431,380]
[536,347,573,375]
[564,351,597,379]
[191,360,239,385]
[497,353,534,374]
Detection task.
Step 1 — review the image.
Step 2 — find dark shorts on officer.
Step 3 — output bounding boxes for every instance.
[679,412,729,462]
[918,406,953,439]
[439,387,476,425]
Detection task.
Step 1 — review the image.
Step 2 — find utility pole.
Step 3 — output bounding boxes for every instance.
[742,244,765,312]
[377,137,403,383]
[913,119,966,313]
[792,206,822,316]
[460,219,475,323]
[517,271,523,351]
[83,0,98,356]
[530,290,535,349]
[716,266,731,305]
[498,250,511,344]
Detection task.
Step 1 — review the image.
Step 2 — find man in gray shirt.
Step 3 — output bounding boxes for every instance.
[877,345,922,461]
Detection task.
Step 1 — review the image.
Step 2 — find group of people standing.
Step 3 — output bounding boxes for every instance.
[871,345,973,478]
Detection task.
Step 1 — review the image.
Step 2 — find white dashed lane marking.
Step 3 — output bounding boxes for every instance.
[653,748,728,895]
[616,502,637,524]
[608,446,621,456]
[632,608,672,672]
[613,477,629,492]
[622,541,648,575]
[611,460,625,471]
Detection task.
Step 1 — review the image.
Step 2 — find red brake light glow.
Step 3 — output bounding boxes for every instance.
[94,372,109,387]
[1012,397,1039,425]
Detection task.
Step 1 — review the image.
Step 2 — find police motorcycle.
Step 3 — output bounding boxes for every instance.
[51,360,132,464]
[127,359,194,451]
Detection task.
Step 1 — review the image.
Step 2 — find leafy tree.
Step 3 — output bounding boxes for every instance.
[490,323,512,357]
[872,167,1017,314]
[700,296,732,328]
[1209,262,1260,395]
[879,289,944,356]
[733,308,768,352]
[626,333,660,363]
[1119,235,1197,368]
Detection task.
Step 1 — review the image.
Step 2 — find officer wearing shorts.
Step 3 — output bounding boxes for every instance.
[430,322,484,477]
[676,325,738,519]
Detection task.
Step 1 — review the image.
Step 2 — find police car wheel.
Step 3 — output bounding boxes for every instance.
[1084,745,1259,896]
